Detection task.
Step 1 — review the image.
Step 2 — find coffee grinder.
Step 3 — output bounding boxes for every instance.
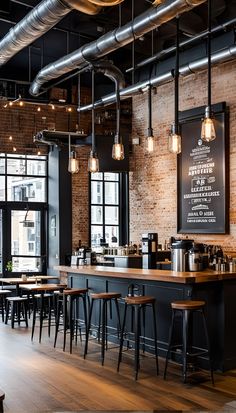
[142,233,158,269]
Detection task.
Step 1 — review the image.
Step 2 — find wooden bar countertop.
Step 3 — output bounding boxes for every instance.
[54,265,236,284]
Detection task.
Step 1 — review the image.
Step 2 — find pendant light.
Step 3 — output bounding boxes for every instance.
[88,69,99,172]
[146,85,155,153]
[112,79,124,160]
[168,17,181,154]
[68,133,79,174]
[201,0,216,142]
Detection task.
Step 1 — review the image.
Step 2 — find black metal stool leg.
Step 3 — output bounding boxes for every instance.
[69,295,74,354]
[134,305,141,381]
[117,302,127,372]
[152,302,159,375]
[114,298,121,338]
[54,296,61,348]
[5,301,10,325]
[182,309,190,383]
[164,310,176,380]
[31,297,37,341]
[101,299,106,365]
[84,298,94,358]
[201,309,214,385]
[63,294,67,352]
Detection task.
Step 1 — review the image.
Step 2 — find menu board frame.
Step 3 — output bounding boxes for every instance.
[177,102,229,234]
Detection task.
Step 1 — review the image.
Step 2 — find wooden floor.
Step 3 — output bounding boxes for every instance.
[0,320,235,413]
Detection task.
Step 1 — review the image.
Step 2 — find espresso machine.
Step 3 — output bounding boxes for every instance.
[142,233,158,269]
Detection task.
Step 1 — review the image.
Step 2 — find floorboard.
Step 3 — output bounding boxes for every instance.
[0,321,235,412]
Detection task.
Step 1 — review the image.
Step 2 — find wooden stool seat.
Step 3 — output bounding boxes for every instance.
[91,292,121,300]
[63,288,88,296]
[171,300,205,310]
[0,290,12,295]
[125,295,155,305]
[0,388,5,413]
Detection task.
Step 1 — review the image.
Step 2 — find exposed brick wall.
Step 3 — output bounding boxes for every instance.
[0,93,91,251]
[130,59,236,252]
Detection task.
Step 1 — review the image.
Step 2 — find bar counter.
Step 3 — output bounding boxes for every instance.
[54,265,236,372]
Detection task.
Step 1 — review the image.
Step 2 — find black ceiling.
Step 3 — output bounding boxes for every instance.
[0,0,236,101]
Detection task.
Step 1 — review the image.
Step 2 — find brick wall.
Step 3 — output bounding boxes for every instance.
[129,59,236,252]
[0,95,91,250]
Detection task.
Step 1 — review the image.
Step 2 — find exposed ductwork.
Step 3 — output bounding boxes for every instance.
[29,0,207,96]
[91,60,125,89]
[0,0,124,67]
[77,44,236,111]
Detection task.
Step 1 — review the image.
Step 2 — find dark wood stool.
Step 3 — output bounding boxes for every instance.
[84,292,121,365]
[0,290,12,322]
[164,300,214,384]
[5,296,28,328]
[0,388,5,413]
[54,288,88,354]
[117,295,158,380]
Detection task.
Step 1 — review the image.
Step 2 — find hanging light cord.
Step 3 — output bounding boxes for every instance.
[91,69,95,153]
[148,85,153,136]
[208,0,212,111]
[115,79,120,141]
[175,17,180,134]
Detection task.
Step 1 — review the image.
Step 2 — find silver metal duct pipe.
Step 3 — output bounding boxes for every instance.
[91,60,125,89]
[78,44,236,111]
[30,0,207,96]
[0,0,124,67]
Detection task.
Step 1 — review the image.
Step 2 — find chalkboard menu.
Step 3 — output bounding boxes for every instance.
[177,103,229,234]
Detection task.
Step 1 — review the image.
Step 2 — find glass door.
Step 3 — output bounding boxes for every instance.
[0,210,2,274]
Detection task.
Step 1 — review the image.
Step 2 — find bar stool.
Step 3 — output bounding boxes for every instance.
[5,296,28,328]
[84,292,121,365]
[54,288,88,354]
[164,300,214,384]
[117,295,159,380]
[0,290,12,322]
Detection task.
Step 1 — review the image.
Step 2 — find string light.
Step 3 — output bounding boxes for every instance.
[13,146,17,152]
[19,101,24,107]
[37,106,41,112]
[9,135,13,141]
[9,101,13,107]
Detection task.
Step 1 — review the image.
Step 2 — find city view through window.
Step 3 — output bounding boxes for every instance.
[0,154,47,273]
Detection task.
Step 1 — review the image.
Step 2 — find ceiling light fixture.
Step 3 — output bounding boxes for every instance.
[88,69,99,173]
[146,85,155,153]
[112,78,124,161]
[201,0,216,142]
[68,133,79,174]
[168,17,181,154]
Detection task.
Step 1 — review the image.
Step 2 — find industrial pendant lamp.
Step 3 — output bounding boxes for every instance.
[88,70,99,172]
[168,17,181,154]
[112,80,124,160]
[146,85,155,153]
[68,134,79,174]
[201,0,216,142]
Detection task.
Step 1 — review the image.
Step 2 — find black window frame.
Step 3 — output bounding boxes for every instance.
[89,172,129,247]
[0,153,48,276]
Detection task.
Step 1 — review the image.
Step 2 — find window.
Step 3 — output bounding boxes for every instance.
[0,153,47,202]
[0,153,47,274]
[90,172,129,248]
